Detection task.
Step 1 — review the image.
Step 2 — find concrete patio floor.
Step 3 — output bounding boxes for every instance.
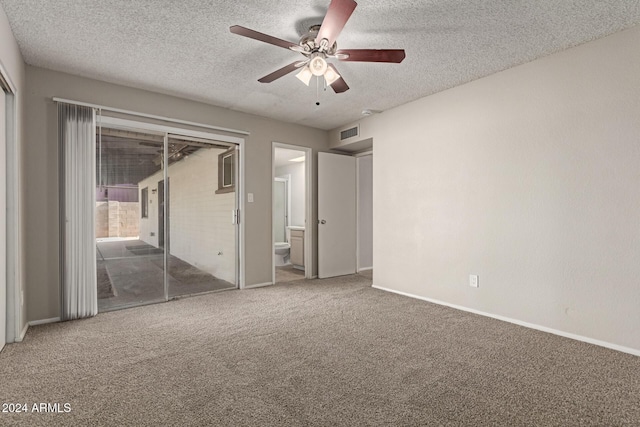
[96,239,236,311]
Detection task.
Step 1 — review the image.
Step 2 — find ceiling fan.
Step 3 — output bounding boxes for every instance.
[229,0,406,93]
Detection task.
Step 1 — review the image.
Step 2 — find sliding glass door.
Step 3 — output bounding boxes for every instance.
[96,127,167,311]
[96,122,238,312]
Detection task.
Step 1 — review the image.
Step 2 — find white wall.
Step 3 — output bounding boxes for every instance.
[348,25,640,352]
[0,4,26,340]
[357,155,373,270]
[275,161,305,228]
[138,147,236,283]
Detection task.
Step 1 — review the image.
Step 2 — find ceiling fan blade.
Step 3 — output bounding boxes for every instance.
[258,62,300,83]
[230,25,297,50]
[327,64,349,93]
[336,49,406,63]
[315,0,357,47]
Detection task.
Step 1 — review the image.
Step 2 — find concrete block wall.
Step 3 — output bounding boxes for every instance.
[96,201,140,238]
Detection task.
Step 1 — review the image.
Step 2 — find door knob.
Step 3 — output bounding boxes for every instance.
[319,219,326,224]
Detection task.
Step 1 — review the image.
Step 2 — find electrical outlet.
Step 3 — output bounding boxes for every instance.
[469,275,479,288]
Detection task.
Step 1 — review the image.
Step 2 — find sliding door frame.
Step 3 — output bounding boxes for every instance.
[97,116,246,294]
[0,62,22,343]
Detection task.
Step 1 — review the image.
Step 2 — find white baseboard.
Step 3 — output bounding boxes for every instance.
[28,317,61,326]
[243,282,273,289]
[358,267,373,272]
[15,322,29,342]
[372,285,640,357]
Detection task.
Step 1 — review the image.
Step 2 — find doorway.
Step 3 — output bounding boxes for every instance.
[95,117,241,311]
[272,143,312,284]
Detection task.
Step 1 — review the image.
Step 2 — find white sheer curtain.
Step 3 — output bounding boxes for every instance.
[58,102,97,320]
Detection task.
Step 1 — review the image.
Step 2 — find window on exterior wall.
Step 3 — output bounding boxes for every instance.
[216,148,235,194]
[141,187,149,218]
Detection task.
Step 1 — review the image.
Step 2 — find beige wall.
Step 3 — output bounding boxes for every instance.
[0,5,26,338]
[357,155,373,270]
[339,25,640,352]
[24,66,328,321]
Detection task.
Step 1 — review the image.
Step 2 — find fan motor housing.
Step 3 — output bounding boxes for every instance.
[299,25,337,55]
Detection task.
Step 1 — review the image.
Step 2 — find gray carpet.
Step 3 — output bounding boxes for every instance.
[1,274,639,426]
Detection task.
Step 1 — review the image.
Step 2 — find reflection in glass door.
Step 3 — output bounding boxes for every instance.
[96,123,238,312]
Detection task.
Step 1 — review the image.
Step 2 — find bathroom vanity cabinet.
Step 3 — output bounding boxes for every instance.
[290,229,305,269]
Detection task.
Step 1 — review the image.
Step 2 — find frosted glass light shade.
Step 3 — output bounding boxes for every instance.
[296,66,313,86]
[324,66,341,85]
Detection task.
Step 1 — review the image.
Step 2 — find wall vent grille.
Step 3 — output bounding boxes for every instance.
[340,126,359,141]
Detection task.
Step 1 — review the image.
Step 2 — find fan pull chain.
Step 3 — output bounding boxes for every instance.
[315,76,320,106]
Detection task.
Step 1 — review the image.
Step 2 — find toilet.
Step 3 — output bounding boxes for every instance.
[274,242,290,266]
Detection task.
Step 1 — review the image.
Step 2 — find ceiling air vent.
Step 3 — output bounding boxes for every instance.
[340,125,359,141]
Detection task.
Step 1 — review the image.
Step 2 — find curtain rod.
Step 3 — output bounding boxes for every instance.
[52,97,250,136]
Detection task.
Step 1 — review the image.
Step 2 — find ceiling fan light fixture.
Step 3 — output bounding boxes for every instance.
[230,0,406,94]
[324,66,341,85]
[295,66,313,86]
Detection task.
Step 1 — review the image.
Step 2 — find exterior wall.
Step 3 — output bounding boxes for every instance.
[168,147,235,283]
[95,202,108,238]
[347,25,640,352]
[114,202,139,237]
[138,147,236,283]
[96,201,140,238]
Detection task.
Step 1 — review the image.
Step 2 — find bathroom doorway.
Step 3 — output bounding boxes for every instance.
[272,143,312,284]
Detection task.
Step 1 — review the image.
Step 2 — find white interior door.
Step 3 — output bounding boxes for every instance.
[0,89,6,350]
[318,152,356,278]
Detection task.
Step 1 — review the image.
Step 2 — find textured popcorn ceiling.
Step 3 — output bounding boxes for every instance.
[2,0,640,130]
